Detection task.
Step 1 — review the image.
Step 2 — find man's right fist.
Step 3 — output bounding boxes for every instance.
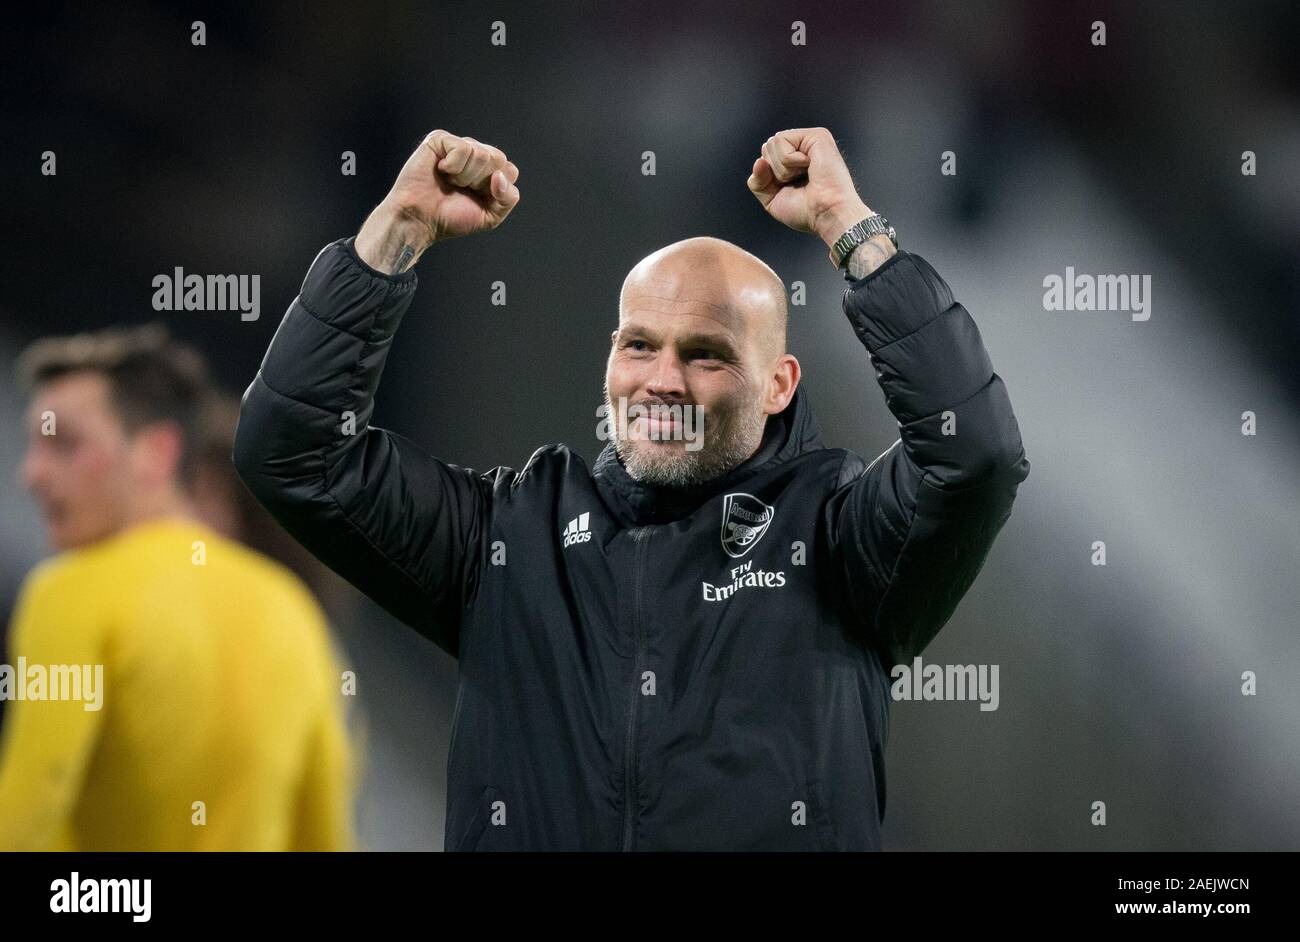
[389,130,521,241]
[356,130,521,273]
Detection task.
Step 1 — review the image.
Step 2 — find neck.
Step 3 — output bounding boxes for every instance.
[124,484,195,530]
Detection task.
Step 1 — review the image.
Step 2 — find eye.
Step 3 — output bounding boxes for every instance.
[623,338,651,353]
[689,349,725,363]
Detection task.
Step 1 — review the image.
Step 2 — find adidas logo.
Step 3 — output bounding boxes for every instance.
[562,512,592,548]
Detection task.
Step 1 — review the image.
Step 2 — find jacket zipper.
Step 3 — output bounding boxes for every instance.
[622,525,652,851]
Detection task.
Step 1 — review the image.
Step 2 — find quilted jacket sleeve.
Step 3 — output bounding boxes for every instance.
[233,237,489,657]
[823,251,1029,667]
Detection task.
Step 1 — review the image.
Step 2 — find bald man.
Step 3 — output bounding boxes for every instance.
[235,127,1029,851]
[606,236,796,489]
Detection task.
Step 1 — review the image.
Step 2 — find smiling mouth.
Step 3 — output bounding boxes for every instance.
[629,412,685,437]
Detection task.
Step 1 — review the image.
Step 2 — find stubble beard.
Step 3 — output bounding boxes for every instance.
[605,382,769,489]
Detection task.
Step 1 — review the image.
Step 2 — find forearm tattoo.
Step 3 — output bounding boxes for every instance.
[844,236,896,280]
[357,205,432,275]
[393,244,417,273]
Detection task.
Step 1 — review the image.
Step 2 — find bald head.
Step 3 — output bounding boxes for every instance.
[619,236,788,363]
[605,236,800,488]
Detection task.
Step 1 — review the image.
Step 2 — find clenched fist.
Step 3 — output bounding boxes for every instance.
[746,127,878,264]
[356,130,521,274]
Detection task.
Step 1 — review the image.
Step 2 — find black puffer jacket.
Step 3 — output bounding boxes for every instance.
[233,236,1029,850]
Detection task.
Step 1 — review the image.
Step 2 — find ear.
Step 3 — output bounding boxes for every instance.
[764,354,800,415]
[131,421,185,486]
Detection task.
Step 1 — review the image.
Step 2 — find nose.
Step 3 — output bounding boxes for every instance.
[644,347,687,401]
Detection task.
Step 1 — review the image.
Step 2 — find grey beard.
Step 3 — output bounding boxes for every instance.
[609,396,768,489]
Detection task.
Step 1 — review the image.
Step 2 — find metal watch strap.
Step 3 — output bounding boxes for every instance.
[829,213,898,269]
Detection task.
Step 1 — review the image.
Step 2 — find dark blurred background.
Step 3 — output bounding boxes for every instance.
[1,0,1297,849]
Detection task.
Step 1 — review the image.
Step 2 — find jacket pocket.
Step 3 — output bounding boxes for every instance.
[453,785,499,852]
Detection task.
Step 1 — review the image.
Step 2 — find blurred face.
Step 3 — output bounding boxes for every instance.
[604,245,797,488]
[21,372,140,550]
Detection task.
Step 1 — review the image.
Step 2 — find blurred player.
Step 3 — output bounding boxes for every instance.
[0,324,355,850]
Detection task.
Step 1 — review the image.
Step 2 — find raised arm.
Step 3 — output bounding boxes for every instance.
[826,250,1029,666]
[748,127,1029,666]
[233,131,521,656]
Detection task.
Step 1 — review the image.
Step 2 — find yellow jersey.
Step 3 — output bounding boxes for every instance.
[0,517,356,851]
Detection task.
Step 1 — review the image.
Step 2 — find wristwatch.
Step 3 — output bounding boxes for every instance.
[829,213,898,269]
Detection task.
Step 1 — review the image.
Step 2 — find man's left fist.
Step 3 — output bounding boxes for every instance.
[746,127,870,247]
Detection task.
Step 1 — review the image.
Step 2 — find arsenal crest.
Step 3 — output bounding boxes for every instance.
[720,492,775,558]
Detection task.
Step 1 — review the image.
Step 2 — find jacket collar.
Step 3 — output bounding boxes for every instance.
[591,384,824,527]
